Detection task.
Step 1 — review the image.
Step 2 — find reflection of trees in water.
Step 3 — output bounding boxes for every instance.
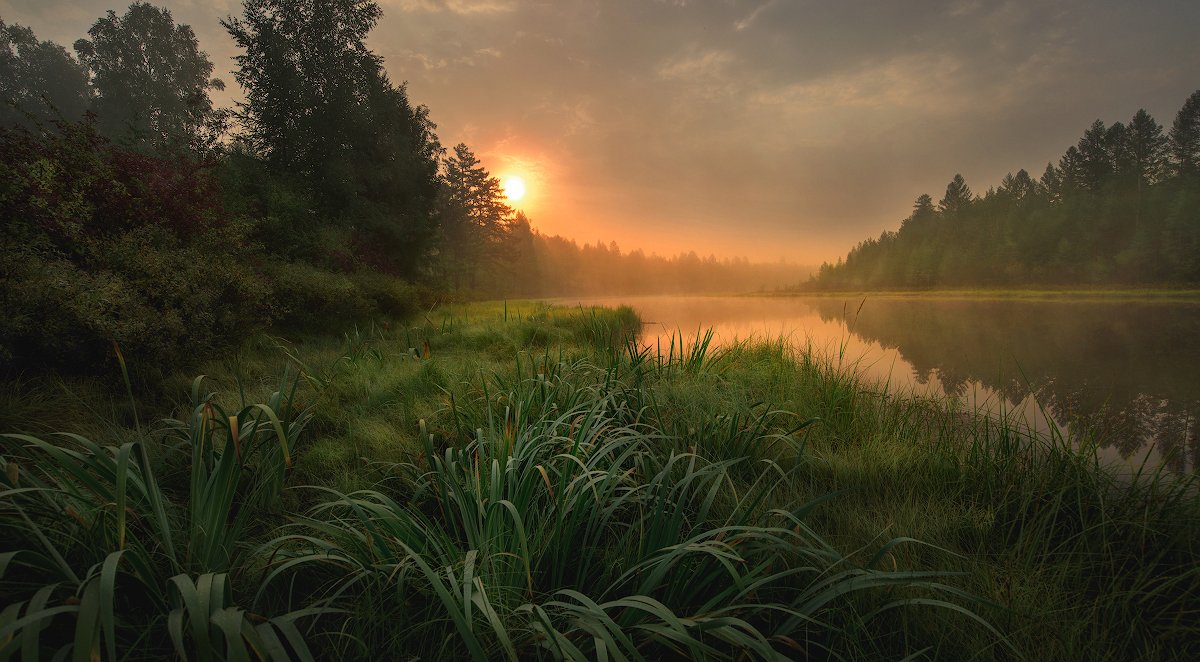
[811,299,1200,472]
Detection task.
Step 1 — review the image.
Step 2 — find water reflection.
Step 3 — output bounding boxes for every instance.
[808,298,1200,474]
[559,295,1200,473]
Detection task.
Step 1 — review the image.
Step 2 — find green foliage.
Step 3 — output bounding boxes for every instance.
[222,0,383,179]
[349,270,424,319]
[0,20,91,129]
[222,0,441,274]
[0,368,320,659]
[3,304,1199,659]
[265,261,374,330]
[0,121,269,375]
[74,2,227,154]
[259,352,988,660]
[263,261,423,332]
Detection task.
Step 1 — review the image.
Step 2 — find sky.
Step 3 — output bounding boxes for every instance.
[4,0,1199,264]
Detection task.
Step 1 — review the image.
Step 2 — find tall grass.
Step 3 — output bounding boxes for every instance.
[2,302,1196,659]
[257,357,995,659]
[0,367,323,659]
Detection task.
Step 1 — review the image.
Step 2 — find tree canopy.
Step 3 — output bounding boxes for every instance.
[808,91,1200,289]
[74,2,225,153]
[0,20,91,129]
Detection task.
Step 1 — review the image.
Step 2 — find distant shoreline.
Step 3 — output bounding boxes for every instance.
[753,287,1200,301]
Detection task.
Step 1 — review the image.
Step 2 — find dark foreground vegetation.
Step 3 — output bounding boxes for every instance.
[2,303,1198,660]
[808,90,1200,290]
[1,0,805,384]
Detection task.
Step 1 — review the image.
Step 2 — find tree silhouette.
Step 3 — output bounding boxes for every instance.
[223,0,382,188]
[937,174,973,215]
[1170,90,1200,178]
[808,90,1200,289]
[223,0,440,274]
[75,2,225,154]
[0,21,91,129]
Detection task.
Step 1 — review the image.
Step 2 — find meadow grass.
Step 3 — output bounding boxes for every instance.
[1,301,1197,659]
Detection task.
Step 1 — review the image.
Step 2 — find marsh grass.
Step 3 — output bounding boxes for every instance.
[1,301,1197,659]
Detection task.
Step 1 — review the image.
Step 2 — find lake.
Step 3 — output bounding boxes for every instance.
[556,295,1200,474]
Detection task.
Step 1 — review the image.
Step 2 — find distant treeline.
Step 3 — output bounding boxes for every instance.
[0,1,789,377]
[806,92,1200,289]
[496,225,811,297]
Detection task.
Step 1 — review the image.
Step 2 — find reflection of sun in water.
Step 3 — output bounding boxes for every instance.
[502,176,526,202]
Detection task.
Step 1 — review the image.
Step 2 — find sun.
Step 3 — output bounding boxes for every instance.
[502,176,527,203]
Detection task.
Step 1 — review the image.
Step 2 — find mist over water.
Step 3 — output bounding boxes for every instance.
[560,295,1200,474]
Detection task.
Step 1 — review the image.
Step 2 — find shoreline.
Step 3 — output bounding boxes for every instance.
[750,287,1200,301]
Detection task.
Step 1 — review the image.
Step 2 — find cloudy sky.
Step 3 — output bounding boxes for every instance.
[4,0,1199,263]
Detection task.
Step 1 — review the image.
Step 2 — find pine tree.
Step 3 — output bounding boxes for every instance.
[1170,89,1200,178]
[1076,119,1113,192]
[938,174,973,215]
[439,143,513,290]
[1126,108,1169,188]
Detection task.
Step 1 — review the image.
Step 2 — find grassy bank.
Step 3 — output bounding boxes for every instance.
[765,287,1200,301]
[2,302,1197,660]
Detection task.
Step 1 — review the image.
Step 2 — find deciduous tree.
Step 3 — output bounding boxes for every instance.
[75,2,226,154]
[0,21,91,129]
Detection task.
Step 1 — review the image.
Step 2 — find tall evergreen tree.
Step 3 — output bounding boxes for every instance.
[75,2,225,154]
[1040,162,1063,204]
[913,193,935,218]
[902,193,936,231]
[1076,119,1113,192]
[1170,90,1200,178]
[438,143,512,289]
[938,174,973,215]
[998,169,1039,209]
[1058,146,1084,195]
[1126,108,1169,189]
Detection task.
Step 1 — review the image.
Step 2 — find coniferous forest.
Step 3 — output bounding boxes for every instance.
[806,94,1200,289]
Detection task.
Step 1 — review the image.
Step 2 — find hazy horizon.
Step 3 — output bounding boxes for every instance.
[5,0,1198,264]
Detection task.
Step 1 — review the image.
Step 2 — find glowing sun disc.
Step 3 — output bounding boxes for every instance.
[503,176,527,202]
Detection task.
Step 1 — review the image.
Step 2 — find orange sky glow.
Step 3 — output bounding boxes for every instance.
[5,0,1199,264]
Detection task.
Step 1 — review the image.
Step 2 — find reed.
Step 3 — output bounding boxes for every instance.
[2,302,1196,659]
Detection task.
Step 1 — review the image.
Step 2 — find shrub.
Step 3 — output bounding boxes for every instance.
[264,261,372,330]
[349,270,422,318]
[0,121,268,376]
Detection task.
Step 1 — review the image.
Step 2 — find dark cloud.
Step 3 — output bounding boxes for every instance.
[4,0,1198,261]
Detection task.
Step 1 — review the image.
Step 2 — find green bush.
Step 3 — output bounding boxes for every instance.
[266,261,428,331]
[264,260,372,330]
[349,269,422,318]
[0,122,269,375]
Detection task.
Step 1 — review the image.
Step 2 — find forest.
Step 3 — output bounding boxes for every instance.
[0,1,806,380]
[806,92,1200,289]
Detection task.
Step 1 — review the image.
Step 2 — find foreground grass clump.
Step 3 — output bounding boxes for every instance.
[2,301,1197,659]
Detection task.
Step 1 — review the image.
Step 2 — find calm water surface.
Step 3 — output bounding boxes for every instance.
[556,295,1200,474]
